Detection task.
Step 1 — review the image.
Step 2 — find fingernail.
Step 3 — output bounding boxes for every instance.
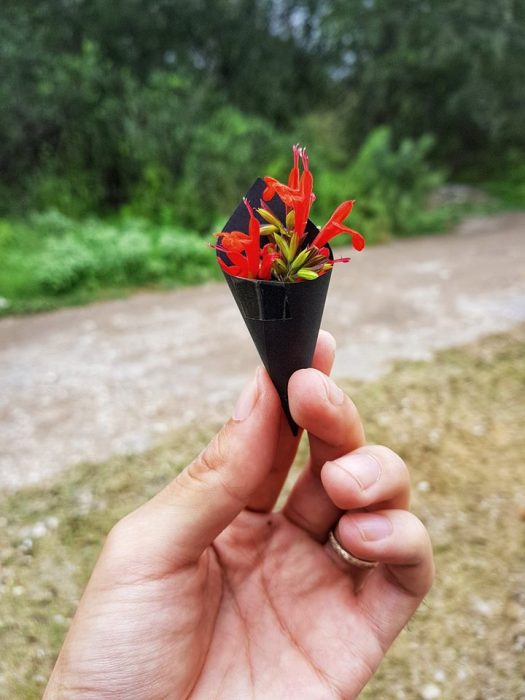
[354,514,393,541]
[323,375,345,406]
[334,453,381,490]
[233,368,260,422]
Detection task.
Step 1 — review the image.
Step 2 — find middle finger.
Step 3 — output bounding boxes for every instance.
[320,445,411,513]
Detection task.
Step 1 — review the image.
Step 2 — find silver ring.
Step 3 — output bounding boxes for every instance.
[328,530,378,570]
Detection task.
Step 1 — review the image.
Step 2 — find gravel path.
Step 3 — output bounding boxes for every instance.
[1,212,524,490]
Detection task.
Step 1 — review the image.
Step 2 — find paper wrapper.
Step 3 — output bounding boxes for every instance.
[218,178,332,434]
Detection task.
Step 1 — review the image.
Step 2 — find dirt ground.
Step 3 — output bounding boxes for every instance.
[0,212,524,489]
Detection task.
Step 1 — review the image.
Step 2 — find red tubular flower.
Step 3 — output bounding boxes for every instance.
[213,144,365,282]
[312,199,365,251]
[259,243,280,280]
[215,230,250,253]
[243,198,261,278]
[288,143,300,190]
[293,148,313,239]
[263,147,313,240]
[217,256,242,278]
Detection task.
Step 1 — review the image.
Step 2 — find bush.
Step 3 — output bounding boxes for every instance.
[157,230,217,283]
[314,127,445,242]
[24,216,218,299]
[35,236,98,294]
[172,107,282,231]
[28,209,77,237]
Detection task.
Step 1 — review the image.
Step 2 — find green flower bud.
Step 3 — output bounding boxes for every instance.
[296,268,319,281]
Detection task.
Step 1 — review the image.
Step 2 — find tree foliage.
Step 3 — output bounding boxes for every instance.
[322,0,525,169]
[0,0,523,223]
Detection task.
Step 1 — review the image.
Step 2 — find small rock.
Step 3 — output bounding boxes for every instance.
[434,670,446,683]
[32,674,46,684]
[53,613,67,626]
[45,516,60,530]
[471,596,495,617]
[421,683,441,700]
[12,585,25,596]
[417,480,431,493]
[31,522,48,538]
[0,296,10,309]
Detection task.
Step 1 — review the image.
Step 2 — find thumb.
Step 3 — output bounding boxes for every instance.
[107,367,281,570]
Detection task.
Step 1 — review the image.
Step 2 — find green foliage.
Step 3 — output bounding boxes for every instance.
[0,0,522,315]
[314,128,445,242]
[323,0,525,171]
[172,107,282,230]
[35,236,98,294]
[483,161,525,208]
[0,215,221,314]
[2,0,523,222]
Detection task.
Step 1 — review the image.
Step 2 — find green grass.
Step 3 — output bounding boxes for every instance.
[0,327,524,698]
[0,212,222,316]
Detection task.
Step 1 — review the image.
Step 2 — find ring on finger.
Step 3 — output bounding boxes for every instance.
[327,530,378,570]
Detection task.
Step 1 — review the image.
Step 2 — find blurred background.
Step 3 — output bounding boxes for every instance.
[0,1,524,698]
[0,0,524,311]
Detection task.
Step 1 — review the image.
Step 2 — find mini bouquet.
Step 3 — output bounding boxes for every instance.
[212,145,364,433]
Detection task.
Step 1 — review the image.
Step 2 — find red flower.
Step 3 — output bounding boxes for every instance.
[312,200,365,251]
[215,230,250,253]
[214,200,278,280]
[213,144,365,283]
[262,146,314,239]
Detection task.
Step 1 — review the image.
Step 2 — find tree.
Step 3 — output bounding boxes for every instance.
[323,0,525,170]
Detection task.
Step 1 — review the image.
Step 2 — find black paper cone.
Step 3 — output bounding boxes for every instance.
[218,178,333,434]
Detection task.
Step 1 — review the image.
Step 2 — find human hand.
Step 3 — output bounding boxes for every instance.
[45,331,433,700]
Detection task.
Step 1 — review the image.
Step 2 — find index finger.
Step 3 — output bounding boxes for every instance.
[246,330,337,512]
[282,370,365,540]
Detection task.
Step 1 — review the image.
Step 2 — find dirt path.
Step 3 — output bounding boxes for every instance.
[1,212,524,490]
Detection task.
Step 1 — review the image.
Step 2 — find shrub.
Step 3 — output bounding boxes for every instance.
[315,127,445,243]
[35,236,97,294]
[157,229,218,283]
[27,216,218,298]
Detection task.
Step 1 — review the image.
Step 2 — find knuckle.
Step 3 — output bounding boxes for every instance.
[176,425,245,506]
[184,429,229,487]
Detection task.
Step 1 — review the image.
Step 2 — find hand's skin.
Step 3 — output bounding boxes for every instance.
[45,332,434,700]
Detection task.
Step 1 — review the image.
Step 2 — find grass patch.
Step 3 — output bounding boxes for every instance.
[0,327,524,697]
[0,213,222,317]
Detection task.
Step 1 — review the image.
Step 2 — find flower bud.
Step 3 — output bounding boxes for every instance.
[296,268,319,280]
[257,208,283,229]
[260,225,278,235]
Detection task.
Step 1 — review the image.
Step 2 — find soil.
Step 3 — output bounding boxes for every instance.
[1,212,524,489]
